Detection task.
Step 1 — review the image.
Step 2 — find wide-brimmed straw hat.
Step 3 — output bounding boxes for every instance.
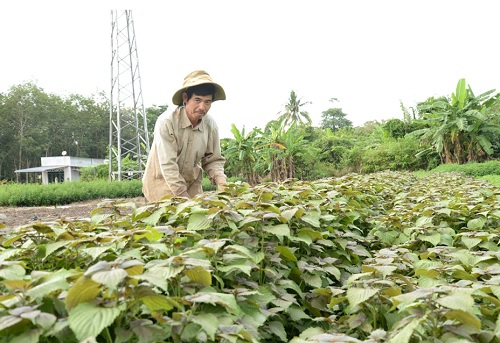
[172,70,226,106]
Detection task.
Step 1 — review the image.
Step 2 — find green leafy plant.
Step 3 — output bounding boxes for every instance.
[0,172,499,342]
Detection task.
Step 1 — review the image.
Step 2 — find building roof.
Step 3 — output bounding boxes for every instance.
[15,165,66,173]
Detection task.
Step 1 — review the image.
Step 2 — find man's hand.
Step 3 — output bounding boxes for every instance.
[217,183,227,192]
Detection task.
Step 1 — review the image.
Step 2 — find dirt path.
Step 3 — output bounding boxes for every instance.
[0,197,147,229]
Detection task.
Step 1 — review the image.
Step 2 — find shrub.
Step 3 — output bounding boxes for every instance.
[432,160,500,177]
[360,136,435,173]
[79,164,109,181]
[0,176,247,207]
[0,180,143,207]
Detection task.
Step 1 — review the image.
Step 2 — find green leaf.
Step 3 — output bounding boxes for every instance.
[415,269,440,278]
[323,265,341,281]
[281,208,298,221]
[191,313,219,341]
[199,239,227,254]
[276,246,298,262]
[81,247,111,261]
[267,320,287,341]
[0,263,26,280]
[445,309,481,329]
[185,292,240,315]
[68,302,121,341]
[303,272,322,288]
[436,289,475,313]
[66,276,102,311]
[0,315,23,331]
[418,233,441,246]
[44,241,68,258]
[84,261,110,277]
[346,288,378,310]
[263,223,290,242]
[286,306,311,321]
[0,248,22,261]
[294,327,325,340]
[140,207,165,226]
[141,295,175,311]
[185,266,212,287]
[373,265,397,278]
[415,216,433,227]
[153,265,185,280]
[218,263,252,276]
[391,288,433,311]
[453,78,467,109]
[467,217,486,230]
[297,228,323,241]
[187,213,212,231]
[347,244,371,257]
[134,227,163,242]
[301,211,321,228]
[91,268,128,290]
[388,314,427,343]
[491,285,500,299]
[9,328,43,343]
[180,322,201,342]
[224,244,264,264]
[34,312,57,331]
[2,234,24,248]
[90,213,113,224]
[134,272,169,292]
[144,243,172,255]
[460,236,482,250]
[27,269,73,299]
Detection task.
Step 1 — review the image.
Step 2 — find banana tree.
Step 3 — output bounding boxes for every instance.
[409,79,500,164]
[256,119,310,182]
[222,124,260,185]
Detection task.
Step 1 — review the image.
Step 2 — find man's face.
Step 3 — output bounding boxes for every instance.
[183,92,213,126]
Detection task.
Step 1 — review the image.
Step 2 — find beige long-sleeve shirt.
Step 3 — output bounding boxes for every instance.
[142,107,227,202]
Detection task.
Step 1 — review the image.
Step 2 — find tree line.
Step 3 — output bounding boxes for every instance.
[1,79,499,184]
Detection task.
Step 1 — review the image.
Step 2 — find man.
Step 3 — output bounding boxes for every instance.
[142,70,227,202]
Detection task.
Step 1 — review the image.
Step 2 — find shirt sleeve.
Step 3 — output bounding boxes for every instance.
[155,116,190,197]
[202,122,227,185]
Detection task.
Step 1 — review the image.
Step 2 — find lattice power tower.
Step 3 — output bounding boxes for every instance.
[109,10,150,181]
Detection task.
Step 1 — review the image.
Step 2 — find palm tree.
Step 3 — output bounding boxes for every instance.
[279,90,312,129]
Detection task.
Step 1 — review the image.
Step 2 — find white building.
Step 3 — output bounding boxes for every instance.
[15,156,106,184]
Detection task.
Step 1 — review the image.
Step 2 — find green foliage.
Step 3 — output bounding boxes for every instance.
[79,164,109,181]
[202,176,245,191]
[0,178,245,207]
[479,174,500,186]
[0,83,110,181]
[0,172,499,342]
[0,180,143,206]
[430,160,500,177]
[320,99,352,131]
[409,78,500,164]
[221,125,261,185]
[360,136,439,173]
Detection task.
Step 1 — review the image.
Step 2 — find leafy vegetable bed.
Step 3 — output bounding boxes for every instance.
[1,171,499,342]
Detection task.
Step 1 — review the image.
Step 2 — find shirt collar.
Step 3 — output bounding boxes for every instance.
[179,107,204,131]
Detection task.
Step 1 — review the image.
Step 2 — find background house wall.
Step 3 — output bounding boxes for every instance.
[16,156,106,184]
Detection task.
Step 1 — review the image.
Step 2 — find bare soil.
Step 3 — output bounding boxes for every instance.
[0,197,147,229]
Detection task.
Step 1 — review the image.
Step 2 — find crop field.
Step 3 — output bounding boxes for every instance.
[0,171,499,342]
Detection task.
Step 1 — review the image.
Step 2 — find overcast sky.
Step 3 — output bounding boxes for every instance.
[2,1,499,138]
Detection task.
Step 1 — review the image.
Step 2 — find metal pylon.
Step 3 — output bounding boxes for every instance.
[109,10,150,181]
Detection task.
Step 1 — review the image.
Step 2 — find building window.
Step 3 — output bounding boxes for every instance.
[48,171,65,183]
